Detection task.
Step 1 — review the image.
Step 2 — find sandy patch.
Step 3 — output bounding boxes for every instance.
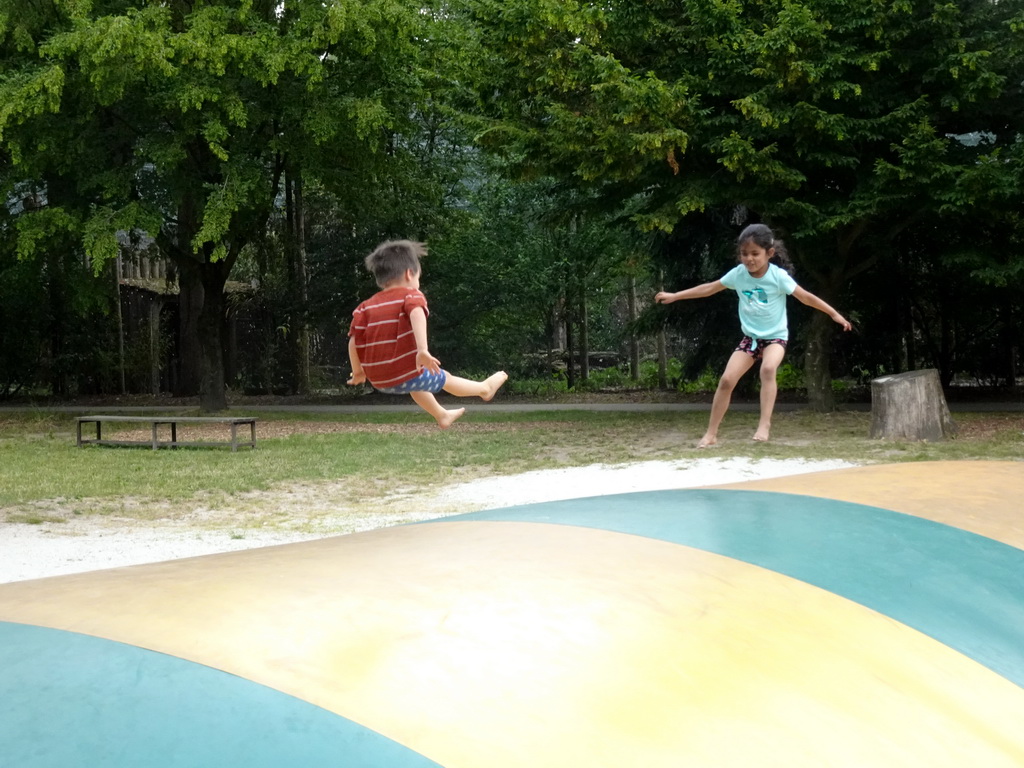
[0,457,855,583]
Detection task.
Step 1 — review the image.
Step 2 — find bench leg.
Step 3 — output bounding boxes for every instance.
[172,422,177,448]
[152,423,159,450]
[76,421,103,446]
[231,423,238,452]
[250,421,256,449]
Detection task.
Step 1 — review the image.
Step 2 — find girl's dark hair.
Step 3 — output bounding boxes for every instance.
[365,239,427,288]
[736,223,794,274]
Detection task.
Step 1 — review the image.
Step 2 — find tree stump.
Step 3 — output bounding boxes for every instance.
[870,369,957,441]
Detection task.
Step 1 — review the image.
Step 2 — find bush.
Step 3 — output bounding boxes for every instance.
[507,373,569,398]
[776,363,804,391]
[575,365,631,392]
[637,358,685,389]
[679,365,720,394]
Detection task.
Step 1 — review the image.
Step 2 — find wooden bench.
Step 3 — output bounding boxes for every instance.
[76,415,257,451]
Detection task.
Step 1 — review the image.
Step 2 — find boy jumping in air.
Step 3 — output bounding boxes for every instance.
[347,239,507,428]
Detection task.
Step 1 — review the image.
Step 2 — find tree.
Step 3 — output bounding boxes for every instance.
[425,169,638,384]
[460,0,1024,408]
[1,0,444,410]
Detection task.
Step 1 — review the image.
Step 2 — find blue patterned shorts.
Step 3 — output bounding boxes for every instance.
[376,369,447,394]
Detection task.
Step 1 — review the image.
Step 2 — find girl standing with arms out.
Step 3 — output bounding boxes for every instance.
[655,223,852,448]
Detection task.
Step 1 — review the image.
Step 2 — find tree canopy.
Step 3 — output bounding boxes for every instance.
[461,0,1024,405]
[1,0,1022,403]
[1,0,448,409]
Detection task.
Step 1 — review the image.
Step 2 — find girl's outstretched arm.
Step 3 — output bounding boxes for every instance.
[792,286,853,331]
[655,280,726,304]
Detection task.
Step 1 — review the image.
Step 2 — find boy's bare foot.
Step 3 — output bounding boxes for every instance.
[697,435,717,449]
[481,371,509,401]
[437,408,466,429]
[752,427,770,442]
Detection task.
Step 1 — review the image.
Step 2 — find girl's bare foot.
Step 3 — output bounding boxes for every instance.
[481,371,508,401]
[752,427,770,442]
[697,435,717,449]
[436,408,466,429]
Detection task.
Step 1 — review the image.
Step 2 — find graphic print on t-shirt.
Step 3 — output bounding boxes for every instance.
[742,288,768,304]
[741,287,771,318]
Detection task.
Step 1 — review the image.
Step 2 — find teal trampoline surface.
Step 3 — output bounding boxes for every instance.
[432,489,1024,688]
[0,622,441,768]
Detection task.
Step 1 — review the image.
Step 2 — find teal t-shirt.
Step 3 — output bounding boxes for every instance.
[719,262,798,340]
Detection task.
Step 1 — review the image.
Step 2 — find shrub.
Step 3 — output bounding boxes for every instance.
[507,373,569,398]
[637,358,684,389]
[776,363,804,391]
[679,365,719,394]
[576,366,631,391]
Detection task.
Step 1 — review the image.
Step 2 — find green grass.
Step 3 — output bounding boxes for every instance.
[0,408,1020,521]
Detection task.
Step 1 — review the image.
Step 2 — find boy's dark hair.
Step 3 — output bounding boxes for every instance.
[736,223,794,274]
[365,240,427,288]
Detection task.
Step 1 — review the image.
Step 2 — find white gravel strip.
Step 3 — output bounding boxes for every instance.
[434,457,855,509]
[0,457,855,583]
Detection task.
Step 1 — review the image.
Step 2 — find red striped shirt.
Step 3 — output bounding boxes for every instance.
[349,287,430,388]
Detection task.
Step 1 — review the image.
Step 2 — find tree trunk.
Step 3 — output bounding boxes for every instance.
[175,258,203,396]
[1000,300,1018,389]
[579,279,589,382]
[550,296,566,352]
[149,301,161,395]
[804,311,835,411]
[292,174,311,394]
[565,296,575,389]
[656,270,667,389]
[165,192,204,397]
[198,262,230,413]
[870,369,957,441]
[46,249,67,396]
[1007,339,1019,391]
[626,275,640,380]
[657,328,667,389]
[41,173,73,397]
[115,256,126,395]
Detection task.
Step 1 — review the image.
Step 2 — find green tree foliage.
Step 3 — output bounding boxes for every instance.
[227,95,479,395]
[426,171,638,382]
[460,0,1024,406]
[1,0,444,409]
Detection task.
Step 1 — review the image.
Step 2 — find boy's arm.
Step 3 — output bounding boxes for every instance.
[409,307,441,374]
[792,286,853,331]
[347,336,366,385]
[655,280,726,304]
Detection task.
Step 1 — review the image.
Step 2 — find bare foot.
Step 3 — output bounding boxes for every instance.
[481,371,509,401]
[436,408,466,429]
[752,427,770,442]
[697,435,717,449]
